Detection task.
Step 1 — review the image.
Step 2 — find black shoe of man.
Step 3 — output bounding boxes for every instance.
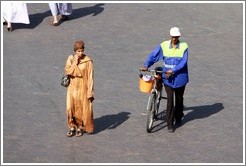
[168,126,175,133]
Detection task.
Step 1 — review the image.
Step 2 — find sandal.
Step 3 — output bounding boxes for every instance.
[66,128,75,137]
[75,129,83,137]
[51,22,58,26]
[7,26,12,32]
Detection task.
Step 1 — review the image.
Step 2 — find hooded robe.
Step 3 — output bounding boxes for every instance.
[64,54,94,133]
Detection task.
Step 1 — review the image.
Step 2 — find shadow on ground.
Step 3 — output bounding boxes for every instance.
[150,102,224,132]
[93,111,130,134]
[182,102,224,124]
[11,3,105,30]
[70,3,105,19]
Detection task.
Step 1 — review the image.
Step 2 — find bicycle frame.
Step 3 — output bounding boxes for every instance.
[147,73,162,110]
[139,67,165,132]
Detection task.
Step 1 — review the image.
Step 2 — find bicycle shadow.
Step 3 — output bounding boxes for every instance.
[149,110,167,133]
[150,102,224,133]
[93,111,130,134]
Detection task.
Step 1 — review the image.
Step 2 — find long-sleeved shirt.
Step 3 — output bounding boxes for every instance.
[144,40,189,88]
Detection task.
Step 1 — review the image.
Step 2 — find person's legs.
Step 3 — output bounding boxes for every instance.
[164,85,175,132]
[58,3,72,15]
[49,3,59,25]
[66,95,76,137]
[58,3,73,21]
[174,85,186,123]
[66,109,76,137]
[2,17,12,31]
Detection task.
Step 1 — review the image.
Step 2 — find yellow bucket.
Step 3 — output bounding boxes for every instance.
[139,77,154,93]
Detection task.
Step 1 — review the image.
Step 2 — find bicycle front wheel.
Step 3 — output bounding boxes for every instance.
[146,93,156,133]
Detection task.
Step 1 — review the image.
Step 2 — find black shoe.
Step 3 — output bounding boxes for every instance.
[175,119,182,126]
[175,116,184,126]
[168,126,175,133]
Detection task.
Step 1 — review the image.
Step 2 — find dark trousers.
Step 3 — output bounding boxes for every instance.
[164,85,186,128]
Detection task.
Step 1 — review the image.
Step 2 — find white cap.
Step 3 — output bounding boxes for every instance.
[170,27,181,36]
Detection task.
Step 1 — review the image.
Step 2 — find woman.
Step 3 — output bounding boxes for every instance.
[49,3,72,26]
[2,2,30,31]
[64,40,94,137]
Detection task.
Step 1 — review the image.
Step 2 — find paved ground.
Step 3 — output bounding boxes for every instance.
[2,2,244,164]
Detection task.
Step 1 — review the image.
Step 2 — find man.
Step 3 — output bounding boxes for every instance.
[49,3,72,26]
[141,27,189,132]
[2,2,30,31]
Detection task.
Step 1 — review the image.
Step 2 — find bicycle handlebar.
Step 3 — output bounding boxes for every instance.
[139,68,173,78]
[139,68,164,78]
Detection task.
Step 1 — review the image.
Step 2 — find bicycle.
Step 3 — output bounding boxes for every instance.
[139,67,167,133]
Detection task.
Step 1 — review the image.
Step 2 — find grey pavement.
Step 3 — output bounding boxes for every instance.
[2,2,244,164]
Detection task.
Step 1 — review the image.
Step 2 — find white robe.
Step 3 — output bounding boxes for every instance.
[2,2,30,24]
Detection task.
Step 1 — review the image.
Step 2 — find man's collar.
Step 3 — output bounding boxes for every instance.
[169,40,180,49]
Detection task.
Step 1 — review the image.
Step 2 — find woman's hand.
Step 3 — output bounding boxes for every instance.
[73,53,81,65]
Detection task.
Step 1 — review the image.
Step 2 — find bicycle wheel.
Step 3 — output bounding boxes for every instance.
[146,92,156,133]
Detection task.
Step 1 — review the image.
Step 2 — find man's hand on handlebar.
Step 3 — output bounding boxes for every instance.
[140,67,148,71]
[165,69,173,78]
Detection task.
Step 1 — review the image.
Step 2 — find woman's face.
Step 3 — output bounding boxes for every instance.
[75,48,84,58]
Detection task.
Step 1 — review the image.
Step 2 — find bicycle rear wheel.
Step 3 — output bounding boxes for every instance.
[146,93,156,133]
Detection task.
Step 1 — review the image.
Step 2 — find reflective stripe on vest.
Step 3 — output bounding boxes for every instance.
[161,40,188,58]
